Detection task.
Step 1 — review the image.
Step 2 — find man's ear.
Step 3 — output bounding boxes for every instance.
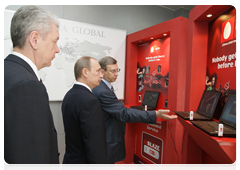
[82,68,88,78]
[29,31,39,50]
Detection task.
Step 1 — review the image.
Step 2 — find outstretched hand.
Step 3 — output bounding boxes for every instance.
[156,109,178,120]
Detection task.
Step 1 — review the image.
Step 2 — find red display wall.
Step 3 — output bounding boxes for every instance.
[181,5,235,164]
[133,122,167,164]
[185,5,233,112]
[206,7,236,100]
[136,37,170,109]
[132,37,171,164]
[122,5,235,165]
[124,16,189,164]
[202,152,224,170]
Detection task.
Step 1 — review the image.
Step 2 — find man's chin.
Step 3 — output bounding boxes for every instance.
[96,82,101,87]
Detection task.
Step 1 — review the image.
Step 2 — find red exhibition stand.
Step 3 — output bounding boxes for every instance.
[178,117,236,164]
[119,5,236,164]
[181,5,236,164]
[123,16,189,164]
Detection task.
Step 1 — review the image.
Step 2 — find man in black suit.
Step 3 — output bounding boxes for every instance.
[4,6,60,163]
[62,56,107,164]
[92,56,177,163]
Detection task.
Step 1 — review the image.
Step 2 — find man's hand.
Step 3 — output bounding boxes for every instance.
[156,110,177,120]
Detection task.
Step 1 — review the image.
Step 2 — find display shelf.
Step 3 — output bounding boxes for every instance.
[178,116,236,164]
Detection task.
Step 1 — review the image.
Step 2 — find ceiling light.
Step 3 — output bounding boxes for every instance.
[163,34,167,36]
[150,37,154,39]
[206,14,213,18]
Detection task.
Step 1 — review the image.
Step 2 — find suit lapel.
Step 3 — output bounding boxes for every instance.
[100,80,111,91]
[100,80,117,97]
[5,54,38,80]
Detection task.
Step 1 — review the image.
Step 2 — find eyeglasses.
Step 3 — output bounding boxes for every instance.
[106,68,121,74]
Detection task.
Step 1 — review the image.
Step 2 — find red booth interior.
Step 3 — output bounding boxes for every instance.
[119,5,236,164]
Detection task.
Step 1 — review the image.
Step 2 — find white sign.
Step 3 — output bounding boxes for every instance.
[4,10,126,100]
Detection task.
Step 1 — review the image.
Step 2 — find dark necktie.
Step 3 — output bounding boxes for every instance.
[40,79,42,83]
[111,86,114,92]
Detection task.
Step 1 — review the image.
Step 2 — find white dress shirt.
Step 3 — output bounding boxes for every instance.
[101,78,112,90]
[75,81,92,92]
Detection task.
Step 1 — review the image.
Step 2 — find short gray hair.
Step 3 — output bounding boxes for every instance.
[11,5,59,48]
[98,56,117,71]
[74,56,95,80]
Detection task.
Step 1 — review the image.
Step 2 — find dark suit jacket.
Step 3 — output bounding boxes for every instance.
[92,80,156,163]
[61,84,107,164]
[4,54,59,164]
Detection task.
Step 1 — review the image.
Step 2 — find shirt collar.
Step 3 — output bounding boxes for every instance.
[11,51,40,81]
[101,78,112,90]
[75,81,92,92]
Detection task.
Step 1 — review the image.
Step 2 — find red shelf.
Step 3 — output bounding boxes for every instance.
[178,117,236,164]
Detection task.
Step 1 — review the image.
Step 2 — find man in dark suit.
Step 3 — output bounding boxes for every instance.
[92,56,177,163]
[4,6,60,163]
[62,56,107,164]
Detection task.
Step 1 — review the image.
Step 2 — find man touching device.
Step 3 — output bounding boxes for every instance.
[93,56,177,163]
